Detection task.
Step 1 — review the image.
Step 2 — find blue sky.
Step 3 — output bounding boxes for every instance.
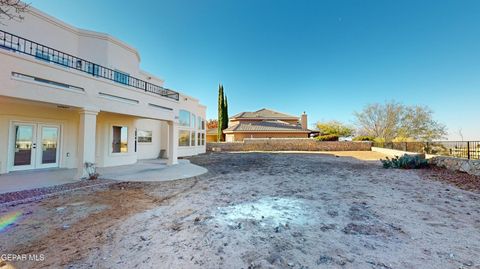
[32,0,480,140]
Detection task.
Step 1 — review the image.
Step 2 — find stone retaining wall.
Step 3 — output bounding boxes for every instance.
[207,139,372,152]
[429,156,480,176]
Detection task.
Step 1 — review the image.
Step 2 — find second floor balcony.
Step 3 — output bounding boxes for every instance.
[0,29,179,101]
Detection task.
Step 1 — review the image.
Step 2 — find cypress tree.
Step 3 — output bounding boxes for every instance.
[223,94,229,133]
[217,84,224,141]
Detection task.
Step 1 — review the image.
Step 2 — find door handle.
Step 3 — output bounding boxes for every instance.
[32,143,36,149]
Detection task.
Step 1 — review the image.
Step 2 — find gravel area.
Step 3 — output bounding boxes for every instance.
[419,166,480,193]
[0,179,115,207]
[1,152,479,269]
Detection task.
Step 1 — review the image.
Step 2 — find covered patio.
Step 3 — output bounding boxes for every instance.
[0,159,207,194]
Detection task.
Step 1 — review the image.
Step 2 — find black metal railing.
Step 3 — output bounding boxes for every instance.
[373,141,480,160]
[0,29,179,101]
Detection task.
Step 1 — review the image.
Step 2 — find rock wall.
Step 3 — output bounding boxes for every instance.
[207,139,372,152]
[429,156,480,176]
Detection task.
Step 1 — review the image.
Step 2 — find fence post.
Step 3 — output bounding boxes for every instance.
[404,142,408,152]
[467,141,470,160]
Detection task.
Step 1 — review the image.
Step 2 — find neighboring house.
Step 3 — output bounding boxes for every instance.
[223,108,310,142]
[0,6,206,178]
[206,128,219,142]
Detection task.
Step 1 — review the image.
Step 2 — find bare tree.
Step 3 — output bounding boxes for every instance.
[354,101,447,142]
[457,128,464,141]
[0,0,29,22]
[354,102,403,141]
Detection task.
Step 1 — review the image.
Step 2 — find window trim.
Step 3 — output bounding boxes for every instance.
[179,110,191,127]
[110,125,129,155]
[178,129,190,147]
[137,129,153,144]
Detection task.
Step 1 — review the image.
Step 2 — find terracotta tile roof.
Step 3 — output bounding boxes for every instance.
[223,120,309,133]
[206,128,218,135]
[230,108,298,119]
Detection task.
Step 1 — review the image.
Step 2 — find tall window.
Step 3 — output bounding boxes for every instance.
[197,116,202,130]
[179,130,190,146]
[191,131,196,146]
[179,110,190,127]
[191,113,196,129]
[112,126,128,153]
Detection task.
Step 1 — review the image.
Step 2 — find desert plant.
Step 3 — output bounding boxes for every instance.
[352,135,375,141]
[85,162,99,180]
[316,134,339,141]
[380,154,428,169]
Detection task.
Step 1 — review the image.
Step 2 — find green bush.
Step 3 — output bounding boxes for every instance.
[352,136,375,141]
[316,134,339,141]
[381,154,428,169]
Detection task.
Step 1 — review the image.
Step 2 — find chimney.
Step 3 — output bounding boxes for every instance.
[301,112,308,130]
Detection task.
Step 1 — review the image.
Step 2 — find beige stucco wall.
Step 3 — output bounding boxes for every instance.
[136,119,168,160]
[3,6,141,76]
[95,112,137,167]
[0,98,79,174]
[207,134,218,143]
[226,132,309,142]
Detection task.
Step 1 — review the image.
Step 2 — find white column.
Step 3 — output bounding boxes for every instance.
[77,109,98,179]
[167,121,178,165]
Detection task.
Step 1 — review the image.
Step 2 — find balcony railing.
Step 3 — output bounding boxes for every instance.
[0,29,179,101]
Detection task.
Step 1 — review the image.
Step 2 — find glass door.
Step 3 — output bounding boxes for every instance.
[12,123,36,171]
[36,125,60,169]
[10,123,60,171]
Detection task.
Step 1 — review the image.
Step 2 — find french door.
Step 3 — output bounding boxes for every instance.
[11,122,60,171]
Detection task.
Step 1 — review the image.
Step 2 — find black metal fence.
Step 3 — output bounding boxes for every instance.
[373,141,480,160]
[0,29,179,101]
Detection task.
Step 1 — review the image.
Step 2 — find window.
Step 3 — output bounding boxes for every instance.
[201,133,205,145]
[137,130,152,143]
[112,126,128,153]
[197,116,202,130]
[114,70,130,85]
[179,130,190,146]
[179,110,190,127]
[191,114,196,129]
[197,132,201,145]
[201,119,205,130]
[191,131,196,146]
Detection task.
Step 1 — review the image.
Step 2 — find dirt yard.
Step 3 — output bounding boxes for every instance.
[1,152,480,269]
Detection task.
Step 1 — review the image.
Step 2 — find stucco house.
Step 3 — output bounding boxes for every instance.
[206,128,219,142]
[223,109,310,142]
[0,6,206,178]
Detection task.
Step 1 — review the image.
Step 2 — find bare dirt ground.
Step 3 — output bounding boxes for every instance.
[1,152,480,269]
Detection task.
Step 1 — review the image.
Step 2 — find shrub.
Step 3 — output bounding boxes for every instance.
[316,134,339,141]
[380,154,428,169]
[352,136,375,141]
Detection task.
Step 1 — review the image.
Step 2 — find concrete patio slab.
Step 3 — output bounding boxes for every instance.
[98,159,208,182]
[0,159,207,194]
[0,168,77,194]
